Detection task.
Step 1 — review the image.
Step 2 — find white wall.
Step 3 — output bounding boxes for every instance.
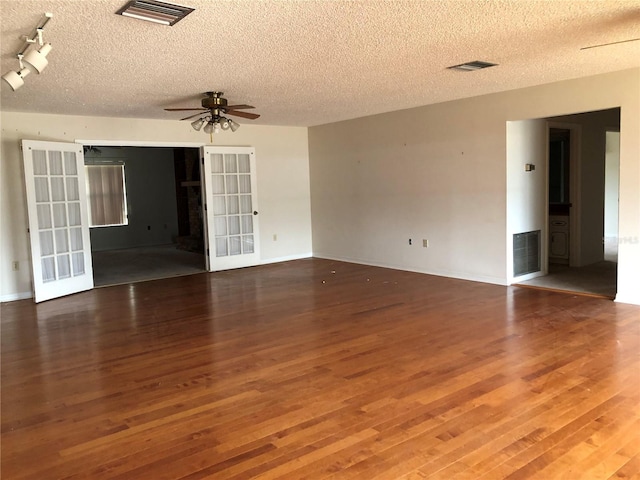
[506,119,547,283]
[0,113,312,301]
[309,68,640,304]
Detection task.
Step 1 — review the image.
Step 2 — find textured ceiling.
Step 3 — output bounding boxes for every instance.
[1,0,639,127]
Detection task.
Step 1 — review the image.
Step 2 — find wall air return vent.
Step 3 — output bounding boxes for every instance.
[116,0,194,26]
[447,61,497,72]
[513,230,541,277]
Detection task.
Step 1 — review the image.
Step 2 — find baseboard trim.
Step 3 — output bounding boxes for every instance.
[312,253,508,286]
[1,291,33,303]
[260,253,313,265]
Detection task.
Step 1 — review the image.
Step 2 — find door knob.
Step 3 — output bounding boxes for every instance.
[253,211,258,215]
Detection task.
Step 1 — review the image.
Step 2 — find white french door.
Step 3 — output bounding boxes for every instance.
[201,146,260,271]
[22,140,94,303]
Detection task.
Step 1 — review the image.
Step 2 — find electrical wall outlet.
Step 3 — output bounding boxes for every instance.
[423,239,429,248]
[273,234,278,241]
[12,261,19,271]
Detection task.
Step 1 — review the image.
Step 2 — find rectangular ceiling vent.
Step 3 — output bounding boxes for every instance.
[448,60,497,72]
[116,0,194,26]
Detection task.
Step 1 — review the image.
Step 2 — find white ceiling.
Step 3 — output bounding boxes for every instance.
[1,0,639,127]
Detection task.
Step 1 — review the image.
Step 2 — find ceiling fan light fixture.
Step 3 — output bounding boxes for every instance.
[220,118,230,130]
[229,119,240,132]
[203,121,214,134]
[2,67,31,91]
[23,43,52,73]
[191,117,206,131]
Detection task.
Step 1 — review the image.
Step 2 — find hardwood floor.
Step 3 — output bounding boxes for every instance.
[1,259,639,479]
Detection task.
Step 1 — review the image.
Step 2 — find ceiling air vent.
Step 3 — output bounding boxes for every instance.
[116,0,194,26]
[448,61,497,72]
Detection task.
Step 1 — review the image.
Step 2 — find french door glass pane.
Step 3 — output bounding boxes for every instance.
[35,178,49,202]
[228,216,240,235]
[216,238,227,257]
[53,204,67,227]
[40,231,54,256]
[226,175,238,194]
[239,175,251,193]
[242,235,254,253]
[42,257,56,282]
[33,151,47,174]
[68,203,81,226]
[228,196,239,214]
[211,174,225,194]
[212,196,226,215]
[214,217,227,236]
[66,177,79,200]
[55,229,69,253]
[49,152,63,175]
[241,215,253,234]
[72,252,85,275]
[64,152,77,174]
[69,227,83,251]
[50,178,65,201]
[229,236,241,255]
[225,154,237,173]
[240,195,252,214]
[211,154,224,173]
[57,254,71,279]
[37,204,52,229]
[238,154,250,173]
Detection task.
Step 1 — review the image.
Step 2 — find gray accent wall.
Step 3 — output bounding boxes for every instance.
[88,147,179,252]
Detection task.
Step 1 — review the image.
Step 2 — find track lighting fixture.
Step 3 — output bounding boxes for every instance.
[2,13,53,91]
[23,43,53,73]
[1,68,31,91]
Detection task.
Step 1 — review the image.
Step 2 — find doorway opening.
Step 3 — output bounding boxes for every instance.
[514,108,620,299]
[85,145,206,286]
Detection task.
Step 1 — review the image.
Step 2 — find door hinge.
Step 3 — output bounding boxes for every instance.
[204,204,207,211]
[206,248,210,256]
[201,157,204,165]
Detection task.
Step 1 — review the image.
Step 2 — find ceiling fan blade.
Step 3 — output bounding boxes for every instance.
[224,105,255,110]
[164,108,207,111]
[180,112,206,121]
[226,110,261,120]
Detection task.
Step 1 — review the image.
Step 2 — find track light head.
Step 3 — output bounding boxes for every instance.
[23,43,52,73]
[2,68,31,91]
